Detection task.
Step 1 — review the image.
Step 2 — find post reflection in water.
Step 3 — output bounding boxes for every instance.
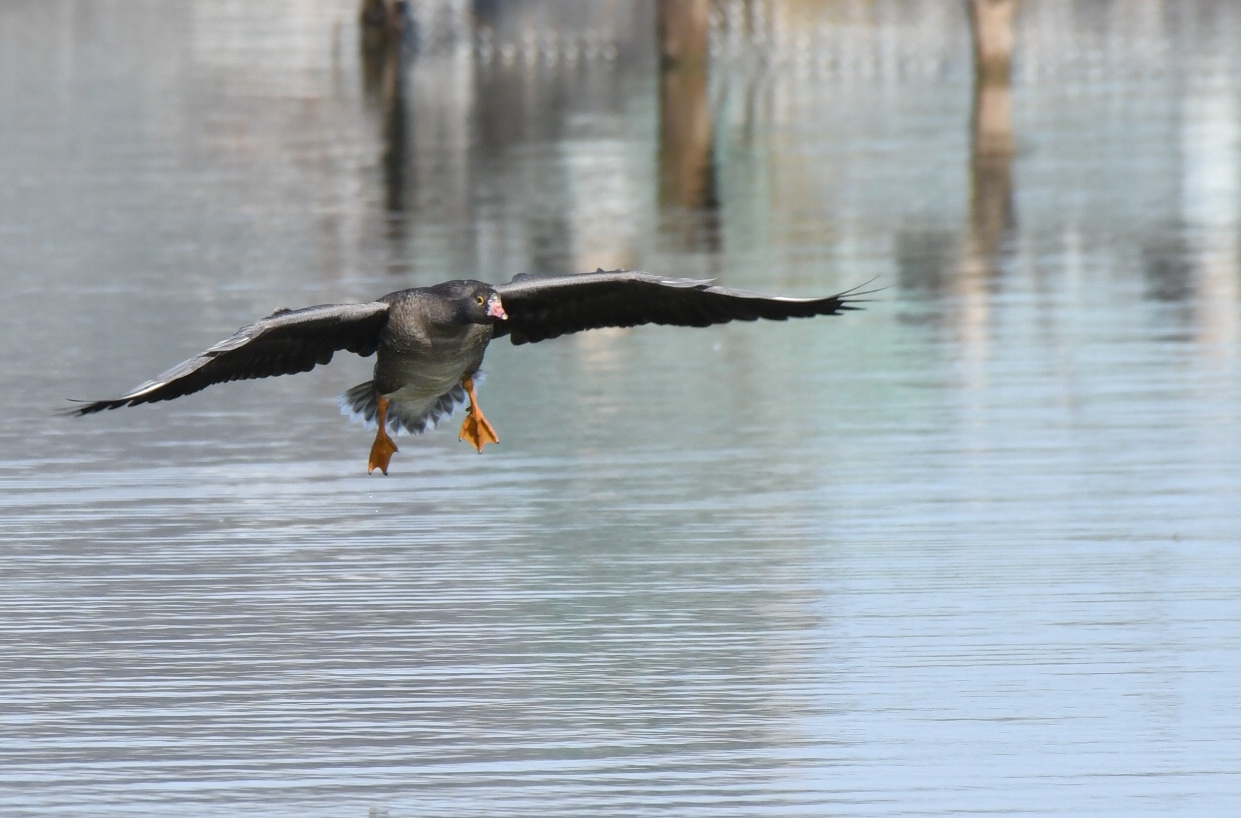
[360,16,409,217]
[959,0,1016,379]
[3,2,1241,816]
[1181,71,1241,356]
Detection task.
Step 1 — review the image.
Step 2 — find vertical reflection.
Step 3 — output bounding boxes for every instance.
[1181,74,1240,358]
[1139,230,1195,307]
[360,8,415,280]
[967,80,1014,265]
[658,64,719,210]
[966,0,1016,85]
[658,0,709,69]
[360,19,409,216]
[965,0,1016,271]
[359,0,408,36]
[657,0,719,252]
[960,0,1017,382]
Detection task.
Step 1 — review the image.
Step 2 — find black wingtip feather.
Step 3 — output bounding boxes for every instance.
[61,398,126,417]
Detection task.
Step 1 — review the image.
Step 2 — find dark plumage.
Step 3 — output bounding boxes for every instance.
[71,269,870,472]
[495,270,863,344]
[71,302,392,413]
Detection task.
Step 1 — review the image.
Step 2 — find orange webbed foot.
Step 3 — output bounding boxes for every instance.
[459,411,499,453]
[459,377,499,453]
[367,396,400,475]
[368,428,399,475]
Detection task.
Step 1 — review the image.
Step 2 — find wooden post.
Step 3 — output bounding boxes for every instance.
[965,0,1016,281]
[360,0,406,39]
[359,0,408,212]
[658,60,716,211]
[658,0,710,69]
[968,0,1016,166]
[967,0,1016,85]
[657,0,717,248]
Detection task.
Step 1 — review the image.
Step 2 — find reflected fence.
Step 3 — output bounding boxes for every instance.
[353,0,1239,341]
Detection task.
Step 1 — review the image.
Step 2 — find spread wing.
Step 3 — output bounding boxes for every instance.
[69,301,391,414]
[493,269,869,345]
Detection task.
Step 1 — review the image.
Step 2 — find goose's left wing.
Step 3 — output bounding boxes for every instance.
[493,269,868,345]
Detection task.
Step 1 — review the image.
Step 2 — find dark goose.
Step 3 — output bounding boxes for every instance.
[72,270,869,473]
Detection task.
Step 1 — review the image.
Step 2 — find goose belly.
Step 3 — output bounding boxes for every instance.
[374,326,490,402]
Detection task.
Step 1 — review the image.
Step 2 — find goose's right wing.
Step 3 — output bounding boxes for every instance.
[69,301,391,413]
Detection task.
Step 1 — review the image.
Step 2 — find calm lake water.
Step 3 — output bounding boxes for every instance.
[2,1,1240,815]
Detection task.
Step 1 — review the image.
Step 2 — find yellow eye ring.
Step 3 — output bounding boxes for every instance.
[475,295,485,305]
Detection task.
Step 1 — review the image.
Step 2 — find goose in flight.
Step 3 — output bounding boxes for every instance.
[71,269,868,473]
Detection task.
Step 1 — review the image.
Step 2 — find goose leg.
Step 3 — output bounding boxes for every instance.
[368,396,400,474]
[458,376,499,453]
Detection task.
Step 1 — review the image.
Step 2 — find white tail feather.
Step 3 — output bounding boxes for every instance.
[339,379,474,436]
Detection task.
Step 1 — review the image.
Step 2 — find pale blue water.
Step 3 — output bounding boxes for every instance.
[1,1,1239,816]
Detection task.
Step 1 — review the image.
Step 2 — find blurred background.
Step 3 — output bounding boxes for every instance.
[1,1,1239,816]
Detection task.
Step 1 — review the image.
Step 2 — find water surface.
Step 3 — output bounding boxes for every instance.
[1,1,1239,815]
